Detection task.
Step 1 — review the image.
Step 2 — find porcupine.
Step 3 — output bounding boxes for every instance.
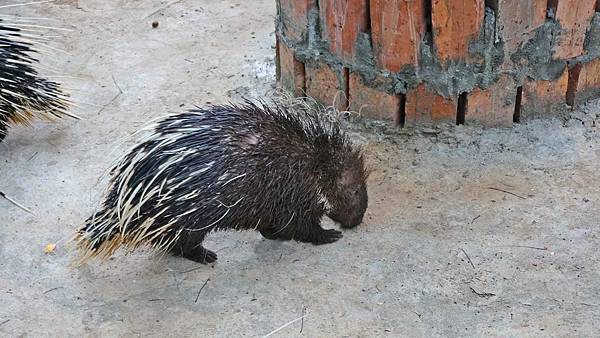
[76,100,369,264]
[0,14,75,142]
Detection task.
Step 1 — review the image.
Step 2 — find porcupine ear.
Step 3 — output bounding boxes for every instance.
[344,148,370,186]
[361,158,371,181]
[356,149,371,179]
[334,149,364,188]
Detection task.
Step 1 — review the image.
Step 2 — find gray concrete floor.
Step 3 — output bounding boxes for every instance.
[1,1,600,337]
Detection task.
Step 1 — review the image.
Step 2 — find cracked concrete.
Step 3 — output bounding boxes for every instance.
[1,1,600,337]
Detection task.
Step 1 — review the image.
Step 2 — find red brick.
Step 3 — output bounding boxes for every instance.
[370,0,427,72]
[554,1,596,59]
[431,0,485,61]
[278,0,314,43]
[320,0,369,63]
[405,84,457,125]
[568,59,600,106]
[522,65,569,118]
[348,72,400,121]
[493,0,547,53]
[278,40,306,96]
[467,75,516,127]
[577,59,600,92]
[305,60,347,111]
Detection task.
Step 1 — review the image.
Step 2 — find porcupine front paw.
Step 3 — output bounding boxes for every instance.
[308,228,343,245]
[174,246,218,264]
[260,225,342,245]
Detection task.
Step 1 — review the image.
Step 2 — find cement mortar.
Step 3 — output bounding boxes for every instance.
[582,13,600,62]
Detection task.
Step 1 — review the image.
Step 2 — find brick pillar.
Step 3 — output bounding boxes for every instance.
[275,0,600,128]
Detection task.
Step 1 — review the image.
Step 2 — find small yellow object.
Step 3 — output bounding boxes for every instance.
[44,243,56,254]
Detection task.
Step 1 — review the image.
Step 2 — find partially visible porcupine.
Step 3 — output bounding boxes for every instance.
[0,15,75,142]
[76,100,369,264]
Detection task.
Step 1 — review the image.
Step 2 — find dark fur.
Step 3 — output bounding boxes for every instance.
[80,101,368,263]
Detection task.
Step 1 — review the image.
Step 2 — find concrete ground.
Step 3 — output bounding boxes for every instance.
[1,1,600,337]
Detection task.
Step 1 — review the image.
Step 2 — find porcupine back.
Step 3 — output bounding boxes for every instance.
[0,15,75,140]
[76,101,367,261]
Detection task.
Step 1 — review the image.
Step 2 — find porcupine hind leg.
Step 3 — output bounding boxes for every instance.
[170,231,217,264]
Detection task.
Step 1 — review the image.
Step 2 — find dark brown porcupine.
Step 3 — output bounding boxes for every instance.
[76,100,369,264]
[0,14,75,142]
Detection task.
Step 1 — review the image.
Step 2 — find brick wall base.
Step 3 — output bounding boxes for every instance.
[275,0,600,127]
